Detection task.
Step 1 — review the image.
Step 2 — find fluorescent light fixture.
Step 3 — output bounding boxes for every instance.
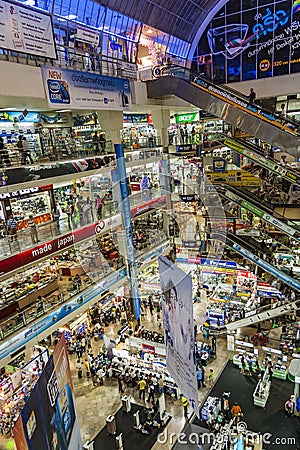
[0,107,17,111]
[55,109,71,112]
[24,0,36,6]
[147,29,154,34]
[64,14,77,20]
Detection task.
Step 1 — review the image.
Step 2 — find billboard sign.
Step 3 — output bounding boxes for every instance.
[0,0,56,58]
[158,256,199,416]
[41,66,131,110]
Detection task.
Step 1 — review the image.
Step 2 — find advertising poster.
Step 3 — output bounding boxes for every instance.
[14,335,82,450]
[0,0,56,58]
[41,66,131,110]
[194,0,300,82]
[158,256,199,416]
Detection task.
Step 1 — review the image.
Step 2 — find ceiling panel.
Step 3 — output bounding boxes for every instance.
[94,0,218,43]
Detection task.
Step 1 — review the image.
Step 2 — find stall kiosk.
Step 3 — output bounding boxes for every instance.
[106,415,116,435]
[122,395,131,413]
[133,411,141,430]
[158,393,169,424]
[116,433,123,450]
[288,358,300,414]
[83,442,94,450]
[253,370,271,407]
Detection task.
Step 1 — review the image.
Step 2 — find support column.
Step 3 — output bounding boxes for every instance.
[151,108,170,149]
[96,110,123,145]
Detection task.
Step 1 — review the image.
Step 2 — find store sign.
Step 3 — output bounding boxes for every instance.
[213,158,226,172]
[0,184,52,200]
[0,0,56,58]
[180,194,196,202]
[176,144,200,152]
[41,66,131,110]
[224,138,300,184]
[0,110,40,123]
[130,195,166,217]
[76,25,99,45]
[231,242,300,291]
[179,256,237,268]
[123,113,149,123]
[0,269,127,363]
[119,61,137,79]
[175,112,199,123]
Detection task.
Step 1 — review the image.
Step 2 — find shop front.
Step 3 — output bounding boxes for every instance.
[0,185,55,230]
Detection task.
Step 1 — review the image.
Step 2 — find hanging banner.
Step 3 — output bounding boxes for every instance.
[41,66,131,110]
[158,256,199,417]
[13,335,82,450]
[0,0,56,58]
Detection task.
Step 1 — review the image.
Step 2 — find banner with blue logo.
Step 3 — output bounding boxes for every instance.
[41,66,131,110]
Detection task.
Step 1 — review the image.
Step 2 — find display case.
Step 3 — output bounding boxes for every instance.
[253,371,271,407]
[201,396,221,421]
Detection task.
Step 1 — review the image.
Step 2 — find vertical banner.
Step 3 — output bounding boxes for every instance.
[14,335,82,450]
[158,256,199,416]
[114,144,140,320]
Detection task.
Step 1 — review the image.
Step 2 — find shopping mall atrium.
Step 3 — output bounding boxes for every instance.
[1,0,300,449]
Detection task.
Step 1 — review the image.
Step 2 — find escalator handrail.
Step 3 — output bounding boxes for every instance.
[154,64,300,132]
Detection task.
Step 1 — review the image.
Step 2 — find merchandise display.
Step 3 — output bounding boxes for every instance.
[253,370,271,408]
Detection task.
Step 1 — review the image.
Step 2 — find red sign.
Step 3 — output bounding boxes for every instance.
[142,343,155,354]
[130,195,166,217]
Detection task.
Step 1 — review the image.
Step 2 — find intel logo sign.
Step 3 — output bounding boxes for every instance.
[49,81,61,93]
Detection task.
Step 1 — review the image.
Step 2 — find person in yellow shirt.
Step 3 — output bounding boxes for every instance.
[181,395,189,417]
[138,379,146,400]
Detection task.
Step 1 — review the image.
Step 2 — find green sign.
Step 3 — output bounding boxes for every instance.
[175,112,198,123]
[241,200,264,218]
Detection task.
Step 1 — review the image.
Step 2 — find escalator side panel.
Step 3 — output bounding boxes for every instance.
[147,77,300,154]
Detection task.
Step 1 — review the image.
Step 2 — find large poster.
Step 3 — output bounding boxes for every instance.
[0,0,56,58]
[14,335,82,450]
[41,66,131,110]
[194,0,300,82]
[158,256,199,416]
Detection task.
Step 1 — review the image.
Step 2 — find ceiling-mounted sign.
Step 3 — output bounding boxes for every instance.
[41,66,131,110]
[175,112,199,123]
[0,111,40,123]
[180,194,196,202]
[0,0,56,58]
[76,26,100,46]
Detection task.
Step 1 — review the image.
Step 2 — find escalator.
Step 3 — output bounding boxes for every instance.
[225,299,299,332]
[221,135,300,188]
[147,65,300,154]
[215,231,300,292]
[217,184,300,240]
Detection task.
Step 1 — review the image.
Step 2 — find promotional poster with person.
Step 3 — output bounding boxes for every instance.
[158,256,199,416]
[13,335,82,450]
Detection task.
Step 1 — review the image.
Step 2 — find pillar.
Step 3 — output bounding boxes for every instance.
[150,108,171,149]
[96,110,123,145]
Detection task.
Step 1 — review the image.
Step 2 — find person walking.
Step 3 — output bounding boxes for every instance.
[28,215,39,244]
[138,378,146,400]
[22,137,34,164]
[52,207,60,232]
[147,383,155,403]
[0,137,11,167]
[118,375,124,394]
[83,358,90,378]
[66,202,75,229]
[75,359,83,379]
[208,368,214,386]
[181,395,189,417]
[7,215,18,242]
[99,132,106,153]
